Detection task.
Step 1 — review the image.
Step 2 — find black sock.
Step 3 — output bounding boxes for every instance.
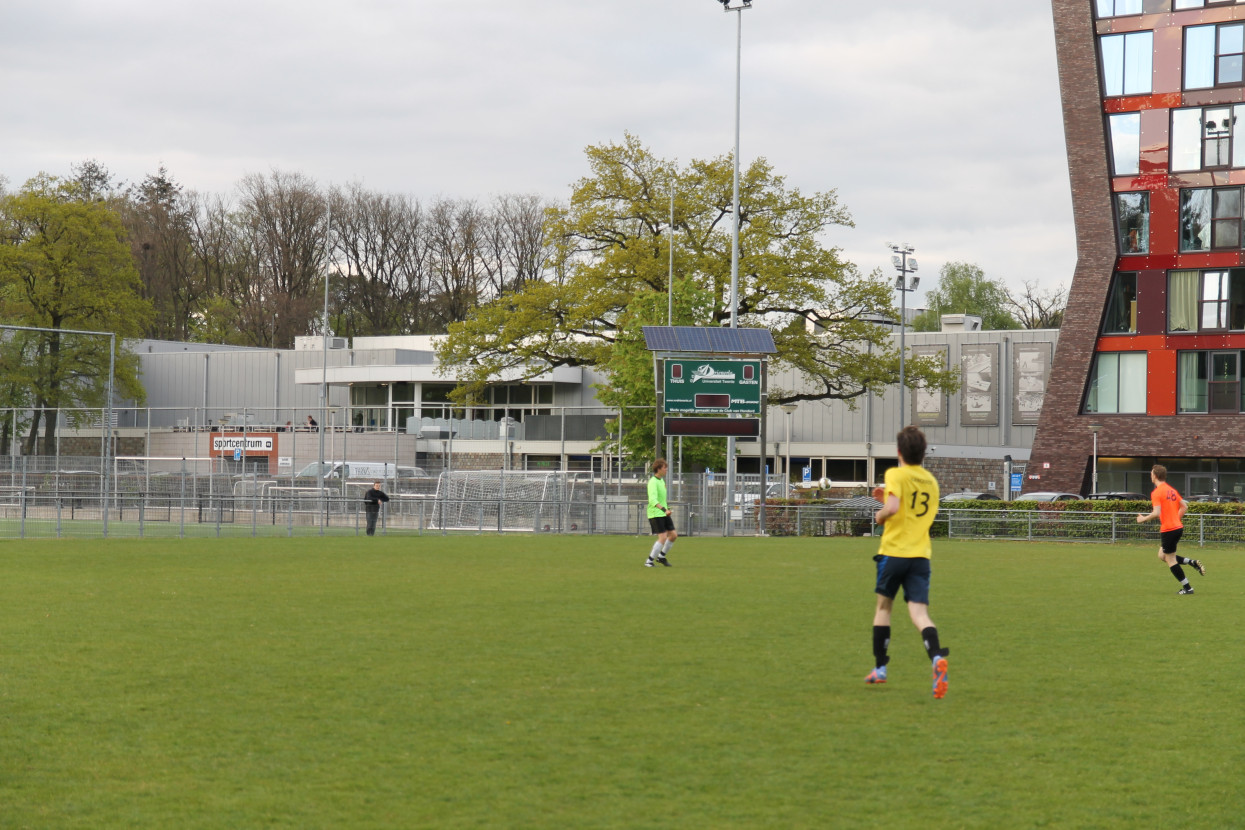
[872,626,890,668]
[1170,564,1189,585]
[922,626,943,661]
[1175,555,1192,565]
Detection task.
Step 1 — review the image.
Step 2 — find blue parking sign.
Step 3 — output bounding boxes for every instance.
[234,448,242,461]
[802,466,811,482]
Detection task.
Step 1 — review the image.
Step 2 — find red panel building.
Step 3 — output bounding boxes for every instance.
[1032,0,1245,499]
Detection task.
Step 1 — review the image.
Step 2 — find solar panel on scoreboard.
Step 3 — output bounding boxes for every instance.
[642,325,776,354]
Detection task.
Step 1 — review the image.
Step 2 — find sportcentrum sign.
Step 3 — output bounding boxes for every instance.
[209,432,278,457]
[663,359,761,413]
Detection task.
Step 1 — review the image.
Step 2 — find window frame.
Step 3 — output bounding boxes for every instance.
[1103,271,1139,335]
[1185,22,1245,90]
[1096,0,1143,15]
[1114,192,1149,254]
[1179,186,1245,252]
[1101,31,1154,97]
[1108,112,1141,176]
[1084,351,1148,414]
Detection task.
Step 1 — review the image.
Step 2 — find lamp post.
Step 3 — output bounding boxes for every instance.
[1089,423,1102,495]
[781,403,797,500]
[715,0,753,535]
[888,243,919,425]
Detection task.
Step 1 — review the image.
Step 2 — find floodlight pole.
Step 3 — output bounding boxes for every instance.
[781,403,797,501]
[889,243,919,425]
[719,0,752,535]
[319,200,332,535]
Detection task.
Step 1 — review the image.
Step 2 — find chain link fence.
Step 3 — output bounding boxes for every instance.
[2,455,1241,544]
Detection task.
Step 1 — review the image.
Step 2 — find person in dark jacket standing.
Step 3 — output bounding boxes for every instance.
[363,480,389,536]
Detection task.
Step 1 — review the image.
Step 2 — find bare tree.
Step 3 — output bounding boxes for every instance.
[330,184,430,337]
[424,198,485,330]
[119,166,205,340]
[234,171,330,347]
[1004,279,1067,329]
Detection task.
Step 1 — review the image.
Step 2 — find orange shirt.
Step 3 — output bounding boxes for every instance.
[1151,482,1184,532]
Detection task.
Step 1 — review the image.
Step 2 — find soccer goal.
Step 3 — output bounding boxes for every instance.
[431,470,589,532]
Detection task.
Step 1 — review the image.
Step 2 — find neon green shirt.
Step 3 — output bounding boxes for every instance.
[877,464,939,559]
[647,475,668,519]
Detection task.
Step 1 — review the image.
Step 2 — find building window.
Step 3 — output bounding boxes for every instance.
[1185,23,1245,90]
[1115,193,1149,254]
[1104,273,1139,334]
[1210,351,1241,411]
[1168,269,1245,331]
[1101,31,1153,96]
[1179,187,1244,251]
[1108,113,1141,176]
[1178,350,1245,412]
[1096,0,1142,14]
[1086,352,1147,414]
[1178,352,1209,413]
[1176,0,1245,10]
[1170,106,1245,171]
[491,383,553,420]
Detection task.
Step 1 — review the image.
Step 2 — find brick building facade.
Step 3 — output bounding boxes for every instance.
[1031,0,1245,500]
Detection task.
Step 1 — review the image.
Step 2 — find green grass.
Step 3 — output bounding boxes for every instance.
[0,535,1241,829]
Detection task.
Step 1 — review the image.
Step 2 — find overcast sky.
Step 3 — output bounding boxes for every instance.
[0,0,1073,307]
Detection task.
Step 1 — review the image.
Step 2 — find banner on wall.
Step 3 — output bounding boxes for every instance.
[910,345,949,428]
[960,344,999,426]
[1012,341,1053,426]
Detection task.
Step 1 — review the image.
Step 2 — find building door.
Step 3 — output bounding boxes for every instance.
[1187,474,1216,500]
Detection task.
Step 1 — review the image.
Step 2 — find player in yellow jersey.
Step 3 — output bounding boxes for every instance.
[864,426,950,698]
[1136,464,1205,594]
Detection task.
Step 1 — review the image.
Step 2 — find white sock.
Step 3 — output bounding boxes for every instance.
[650,541,663,559]
[662,539,674,555]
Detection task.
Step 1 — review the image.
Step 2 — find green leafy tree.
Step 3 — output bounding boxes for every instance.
[912,262,1021,331]
[438,134,957,464]
[0,174,152,454]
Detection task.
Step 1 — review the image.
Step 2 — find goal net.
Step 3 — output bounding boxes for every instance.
[432,470,588,532]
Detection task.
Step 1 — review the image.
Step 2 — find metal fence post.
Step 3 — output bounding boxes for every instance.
[19,455,27,539]
[179,458,186,539]
[1111,513,1117,544]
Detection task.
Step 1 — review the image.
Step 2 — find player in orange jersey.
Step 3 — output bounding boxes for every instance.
[1136,464,1205,595]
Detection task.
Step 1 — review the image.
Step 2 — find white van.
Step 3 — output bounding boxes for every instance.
[295,461,429,482]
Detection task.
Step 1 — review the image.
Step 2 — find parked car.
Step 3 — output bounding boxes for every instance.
[1191,494,1241,503]
[1086,492,1148,501]
[1014,491,1082,502]
[939,491,1002,502]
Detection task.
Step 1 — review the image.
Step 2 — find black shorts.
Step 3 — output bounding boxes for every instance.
[649,515,675,534]
[1160,527,1183,554]
[874,555,932,605]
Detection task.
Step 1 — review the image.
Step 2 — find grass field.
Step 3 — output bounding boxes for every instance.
[0,535,1241,829]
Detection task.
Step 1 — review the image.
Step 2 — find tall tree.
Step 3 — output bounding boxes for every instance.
[329,183,428,337]
[911,262,1021,331]
[233,171,330,347]
[425,198,485,330]
[119,166,205,340]
[0,174,151,454]
[1004,279,1067,329]
[438,134,957,463]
